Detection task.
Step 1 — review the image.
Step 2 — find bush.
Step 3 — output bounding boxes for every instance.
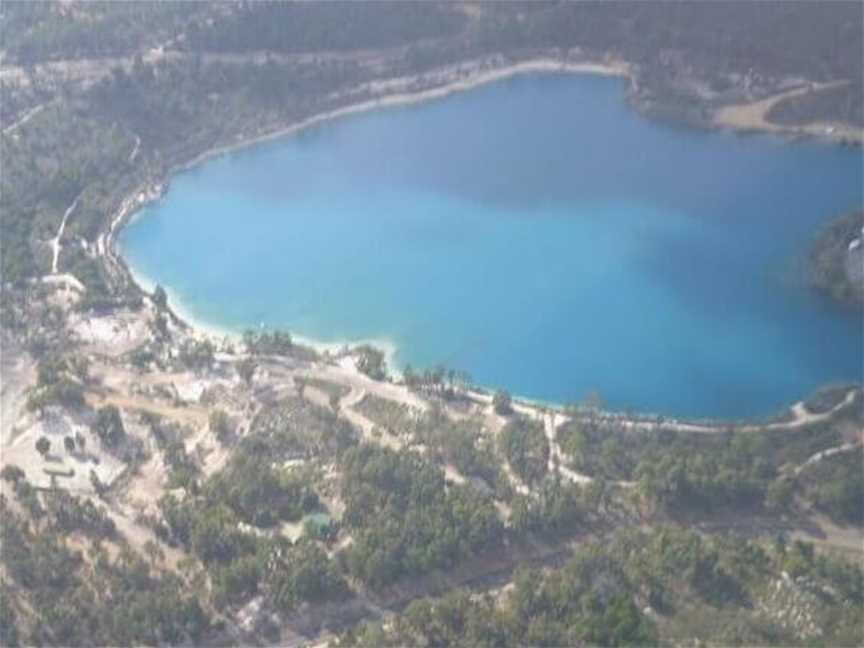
[269,542,347,610]
[152,284,168,309]
[209,410,233,444]
[340,445,502,588]
[242,329,292,355]
[93,405,125,447]
[178,339,214,371]
[26,357,86,412]
[0,465,26,485]
[492,389,512,415]
[355,345,387,381]
[499,417,549,485]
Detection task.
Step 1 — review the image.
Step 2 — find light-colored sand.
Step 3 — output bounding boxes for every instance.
[2,407,126,493]
[90,55,635,282]
[714,80,862,143]
[4,50,861,624]
[70,308,151,355]
[173,56,631,177]
[98,54,859,400]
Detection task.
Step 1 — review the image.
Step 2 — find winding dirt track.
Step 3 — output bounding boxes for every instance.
[1,102,47,135]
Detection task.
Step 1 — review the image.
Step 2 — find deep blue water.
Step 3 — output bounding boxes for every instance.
[120,74,863,419]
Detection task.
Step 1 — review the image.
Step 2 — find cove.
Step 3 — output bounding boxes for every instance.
[120,74,863,419]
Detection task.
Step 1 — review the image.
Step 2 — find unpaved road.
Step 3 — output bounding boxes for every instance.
[714,80,861,142]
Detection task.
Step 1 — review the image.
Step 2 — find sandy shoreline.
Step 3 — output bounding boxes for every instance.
[120,249,399,366]
[99,54,860,425]
[104,56,632,367]
[175,57,632,174]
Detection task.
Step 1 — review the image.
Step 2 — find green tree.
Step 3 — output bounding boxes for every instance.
[209,410,232,444]
[356,345,387,380]
[269,542,346,610]
[499,417,549,485]
[492,389,512,415]
[190,505,246,564]
[143,539,164,566]
[36,436,51,459]
[152,284,168,309]
[68,355,90,383]
[329,391,341,413]
[237,357,256,385]
[90,469,107,497]
[0,581,19,648]
[213,555,261,608]
[402,364,417,388]
[294,375,307,400]
[153,312,170,340]
[0,465,25,486]
[765,476,794,513]
[178,339,215,371]
[93,405,125,447]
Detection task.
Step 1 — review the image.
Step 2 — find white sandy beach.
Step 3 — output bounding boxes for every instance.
[175,57,632,173]
[104,55,630,367]
[101,53,859,425]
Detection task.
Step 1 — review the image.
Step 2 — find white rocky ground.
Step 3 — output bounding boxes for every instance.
[70,307,152,355]
[2,406,125,492]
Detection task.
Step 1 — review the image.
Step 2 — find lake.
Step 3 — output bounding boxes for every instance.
[120,74,863,419]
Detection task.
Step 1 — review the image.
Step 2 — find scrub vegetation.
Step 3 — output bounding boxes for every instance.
[342,529,864,648]
[808,210,864,306]
[2,374,862,644]
[557,393,864,524]
[1,2,862,647]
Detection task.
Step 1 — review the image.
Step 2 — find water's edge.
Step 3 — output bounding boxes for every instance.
[107,60,861,424]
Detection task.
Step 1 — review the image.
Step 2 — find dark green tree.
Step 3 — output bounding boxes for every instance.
[36,436,51,459]
[492,389,512,415]
[152,284,168,309]
[93,405,125,447]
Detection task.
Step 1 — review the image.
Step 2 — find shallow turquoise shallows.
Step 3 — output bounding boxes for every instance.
[120,74,863,419]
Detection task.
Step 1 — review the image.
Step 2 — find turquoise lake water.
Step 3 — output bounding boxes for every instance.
[120,74,863,419]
